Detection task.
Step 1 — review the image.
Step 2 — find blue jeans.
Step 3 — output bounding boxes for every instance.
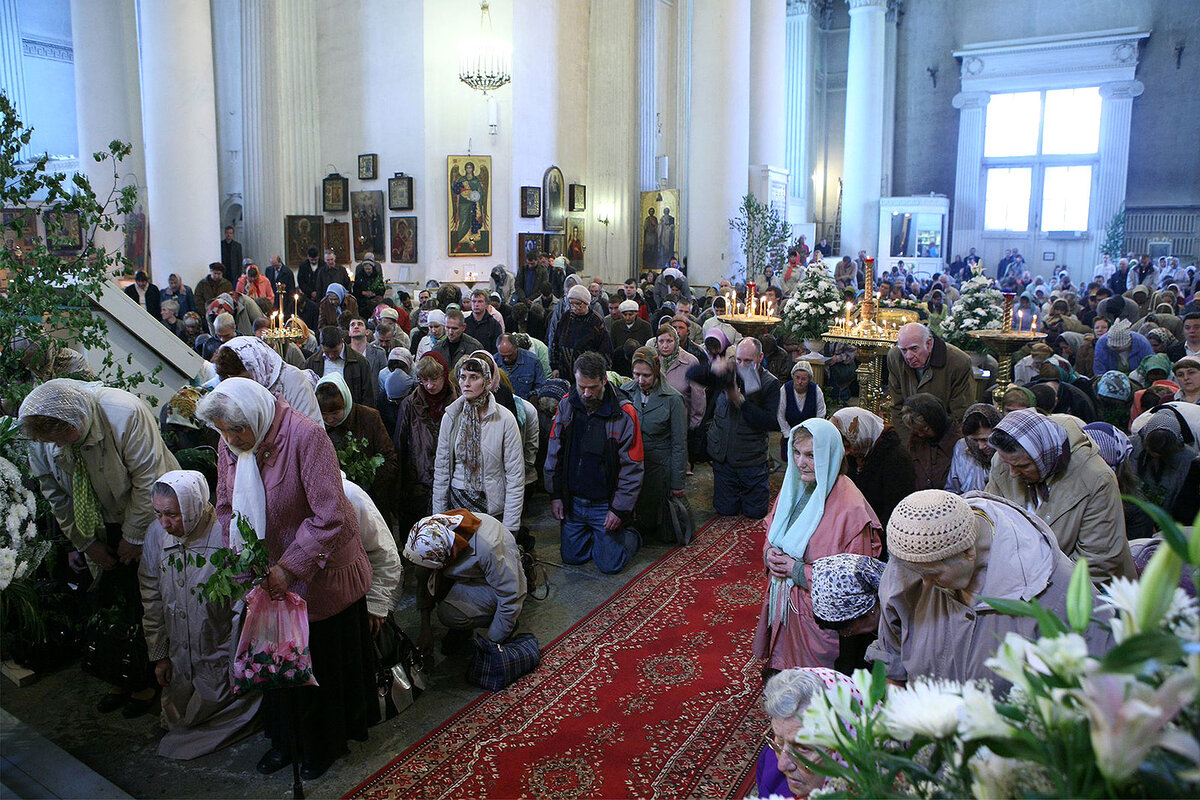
[561,497,642,574]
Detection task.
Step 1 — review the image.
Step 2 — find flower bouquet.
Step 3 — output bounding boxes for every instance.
[935,270,1005,353]
[0,455,50,593]
[785,500,1200,799]
[779,266,843,341]
[232,584,317,694]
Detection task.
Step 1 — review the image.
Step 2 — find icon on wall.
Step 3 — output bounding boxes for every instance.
[639,189,680,270]
[350,191,386,260]
[520,186,541,218]
[390,216,418,264]
[542,166,565,232]
[389,174,414,211]
[358,154,378,181]
[569,184,586,212]
[448,155,491,256]
[323,173,349,213]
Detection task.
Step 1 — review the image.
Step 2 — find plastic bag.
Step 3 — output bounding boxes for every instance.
[231,585,318,695]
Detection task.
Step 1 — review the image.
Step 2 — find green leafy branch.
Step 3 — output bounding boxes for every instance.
[336,432,385,488]
[193,514,269,607]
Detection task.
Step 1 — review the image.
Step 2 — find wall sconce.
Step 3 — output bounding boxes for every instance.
[597,204,613,226]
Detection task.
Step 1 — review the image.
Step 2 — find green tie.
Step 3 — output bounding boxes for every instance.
[70,444,104,540]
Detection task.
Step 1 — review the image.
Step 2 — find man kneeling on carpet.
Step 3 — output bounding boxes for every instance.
[544,351,645,574]
[404,511,527,660]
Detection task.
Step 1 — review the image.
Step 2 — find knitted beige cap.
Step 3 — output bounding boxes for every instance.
[887,490,977,563]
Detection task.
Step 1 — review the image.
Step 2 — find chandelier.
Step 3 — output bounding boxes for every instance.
[458,1,511,94]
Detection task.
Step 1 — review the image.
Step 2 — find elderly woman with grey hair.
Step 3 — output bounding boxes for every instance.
[757,667,862,798]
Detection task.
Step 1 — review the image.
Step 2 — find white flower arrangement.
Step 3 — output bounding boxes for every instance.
[935,271,1005,353]
[0,455,49,592]
[780,265,843,341]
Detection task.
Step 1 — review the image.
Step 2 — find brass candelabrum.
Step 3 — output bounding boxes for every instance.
[717,280,782,339]
[967,292,1045,405]
[261,282,305,345]
[821,257,900,419]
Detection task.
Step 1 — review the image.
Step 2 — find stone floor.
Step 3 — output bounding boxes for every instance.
[1,449,783,800]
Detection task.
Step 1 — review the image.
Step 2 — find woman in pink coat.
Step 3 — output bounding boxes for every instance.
[196,378,373,780]
[753,418,882,675]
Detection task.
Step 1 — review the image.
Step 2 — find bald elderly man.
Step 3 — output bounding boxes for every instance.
[886,323,974,446]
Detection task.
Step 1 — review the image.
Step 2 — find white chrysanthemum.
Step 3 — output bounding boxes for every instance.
[797,692,846,749]
[0,547,17,591]
[883,678,964,740]
[958,682,1015,741]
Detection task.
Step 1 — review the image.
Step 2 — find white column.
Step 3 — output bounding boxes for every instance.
[839,0,887,258]
[1092,80,1144,266]
[949,90,989,265]
[637,0,657,192]
[785,0,816,218]
[138,0,221,288]
[749,0,786,169]
[686,0,751,285]
[0,0,30,162]
[71,0,146,258]
[242,0,321,264]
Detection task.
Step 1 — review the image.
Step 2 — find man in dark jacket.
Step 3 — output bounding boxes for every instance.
[687,337,781,519]
[305,325,376,408]
[193,262,233,332]
[606,300,653,376]
[887,323,974,447]
[433,308,483,369]
[123,270,161,319]
[220,226,243,286]
[545,352,644,574]
[552,285,613,376]
[297,246,322,302]
[464,288,503,351]
[314,249,351,298]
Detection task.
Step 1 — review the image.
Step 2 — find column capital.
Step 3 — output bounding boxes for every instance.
[786,0,815,17]
[952,90,990,110]
[846,0,888,10]
[1099,80,1144,100]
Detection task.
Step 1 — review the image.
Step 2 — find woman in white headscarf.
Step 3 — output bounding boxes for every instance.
[195,377,374,780]
[752,418,882,673]
[139,469,261,759]
[213,335,322,425]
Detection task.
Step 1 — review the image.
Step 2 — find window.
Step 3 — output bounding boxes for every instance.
[982,87,1100,233]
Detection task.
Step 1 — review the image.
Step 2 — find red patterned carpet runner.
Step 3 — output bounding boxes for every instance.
[347,515,768,799]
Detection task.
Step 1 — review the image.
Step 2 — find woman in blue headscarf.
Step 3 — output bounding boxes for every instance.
[318,282,359,328]
[752,418,883,673]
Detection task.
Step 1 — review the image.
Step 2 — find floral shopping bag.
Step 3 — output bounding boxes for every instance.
[231,585,318,695]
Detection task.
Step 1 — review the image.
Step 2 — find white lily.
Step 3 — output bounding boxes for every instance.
[958,682,1016,741]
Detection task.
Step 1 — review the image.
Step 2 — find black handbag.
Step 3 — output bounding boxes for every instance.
[81,614,153,691]
[666,495,695,546]
[375,618,428,693]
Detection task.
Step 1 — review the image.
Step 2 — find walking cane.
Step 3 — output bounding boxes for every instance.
[286,688,304,799]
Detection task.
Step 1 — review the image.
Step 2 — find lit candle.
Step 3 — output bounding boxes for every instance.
[1018,310,1024,330]
[1031,315,1038,331]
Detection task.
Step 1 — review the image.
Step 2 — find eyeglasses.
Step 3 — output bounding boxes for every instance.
[762,731,820,763]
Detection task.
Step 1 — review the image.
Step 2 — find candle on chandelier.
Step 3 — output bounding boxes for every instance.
[1031,315,1038,331]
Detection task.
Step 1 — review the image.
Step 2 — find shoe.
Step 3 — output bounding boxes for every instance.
[97,693,128,713]
[300,759,332,780]
[441,628,473,657]
[256,747,292,775]
[122,694,158,719]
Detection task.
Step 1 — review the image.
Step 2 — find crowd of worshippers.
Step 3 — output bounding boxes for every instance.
[14,239,1199,788]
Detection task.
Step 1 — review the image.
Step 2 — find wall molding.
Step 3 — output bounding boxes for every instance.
[21,36,72,63]
[952,28,1149,92]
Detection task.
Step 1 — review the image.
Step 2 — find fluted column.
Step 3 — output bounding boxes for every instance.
[785,0,816,217]
[138,0,221,287]
[242,0,321,265]
[686,0,751,285]
[839,0,887,258]
[637,0,657,191]
[1092,80,1144,265]
[0,0,30,162]
[949,90,989,265]
[71,0,146,257]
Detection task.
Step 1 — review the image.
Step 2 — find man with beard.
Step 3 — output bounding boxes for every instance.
[544,352,644,574]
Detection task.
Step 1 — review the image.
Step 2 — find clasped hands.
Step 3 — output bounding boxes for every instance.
[765,545,797,580]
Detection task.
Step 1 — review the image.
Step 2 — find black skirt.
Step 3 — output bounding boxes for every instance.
[263,597,378,766]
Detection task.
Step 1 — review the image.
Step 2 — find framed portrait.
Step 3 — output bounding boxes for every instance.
[542,165,565,232]
[2,208,39,258]
[518,232,543,263]
[323,173,349,213]
[520,186,541,218]
[566,216,585,270]
[639,188,680,270]
[545,232,565,258]
[388,175,414,211]
[447,154,491,256]
[358,154,378,180]
[569,184,586,212]
[42,207,83,254]
[324,221,351,265]
[284,215,323,269]
[123,206,149,277]
[350,191,386,261]
[390,216,418,264]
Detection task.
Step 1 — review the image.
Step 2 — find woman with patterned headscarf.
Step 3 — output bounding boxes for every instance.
[945,402,1002,495]
[431,355,525,532]
[213,335,322,424]
[20,379,179,715]
[139,470,260,758]
[1129,407,1200,534]
[829,407,915,537]
[621,347,687,543]
[394,352,458,530]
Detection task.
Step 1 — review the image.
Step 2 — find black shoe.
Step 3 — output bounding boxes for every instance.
[122,694,157,719]
[257,747,292,775]
[97,693,128,713]
[441,628,473,657]
[299,759,332,780]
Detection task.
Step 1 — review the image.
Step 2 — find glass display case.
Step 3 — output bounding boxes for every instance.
[877,195,949,277]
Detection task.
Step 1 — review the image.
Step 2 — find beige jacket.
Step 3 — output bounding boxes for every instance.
[432,394,526,530]
[29,386,180,549]
[986,414,1135,582]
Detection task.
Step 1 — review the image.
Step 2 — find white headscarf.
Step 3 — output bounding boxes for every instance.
[202,377,275,549]
[830,407,886,454]
[18,378,100,434]
[221,336,284,388]
[153,469,211,535]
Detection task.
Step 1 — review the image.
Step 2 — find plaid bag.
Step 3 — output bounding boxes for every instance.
[465,632,540,691]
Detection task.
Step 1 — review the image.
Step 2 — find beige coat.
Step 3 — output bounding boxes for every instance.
[887,336,975,446]
[986,414,1136,582]
[432,394,526,530]
[29,386,180,550]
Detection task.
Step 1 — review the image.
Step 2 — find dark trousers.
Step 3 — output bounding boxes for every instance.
[712,461,770,519]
